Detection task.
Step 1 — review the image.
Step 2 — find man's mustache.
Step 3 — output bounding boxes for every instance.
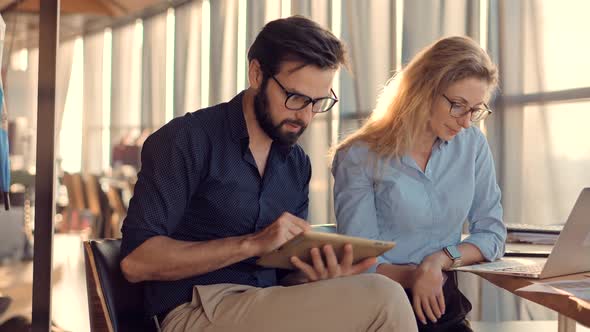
[279,119,306,128]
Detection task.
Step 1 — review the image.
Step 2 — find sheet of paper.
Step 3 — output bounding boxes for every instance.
[543,280,590,301]
[455,257,545,272]
[517,278,590,302]
[516,283,569,295]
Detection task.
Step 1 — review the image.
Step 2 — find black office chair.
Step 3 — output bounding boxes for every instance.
[84,239,157,332]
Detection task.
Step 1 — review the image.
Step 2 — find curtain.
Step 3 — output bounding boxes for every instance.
[208,0,239,105]
[291,0,329,27]
[54,40,75,156]
[174,0,203,116]
[142,13,168,132]
[342,0,397,117]
[82,32,104,174]
[111,22,142,149]
[500,0,590,230]
[246,0,285,46]
[402,0,470,61]
[244,0,285,90]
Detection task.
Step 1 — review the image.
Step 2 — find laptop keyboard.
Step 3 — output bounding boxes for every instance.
[498,263,545,274]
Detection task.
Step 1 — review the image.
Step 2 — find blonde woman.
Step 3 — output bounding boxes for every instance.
[332,36,506,332]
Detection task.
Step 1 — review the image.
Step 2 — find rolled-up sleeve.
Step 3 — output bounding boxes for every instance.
[462,132,507,261]
[120,116,208,259]
[332,144,390,273]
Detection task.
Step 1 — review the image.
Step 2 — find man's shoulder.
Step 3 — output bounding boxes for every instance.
[157,101,235,144]
[185,102,231,126]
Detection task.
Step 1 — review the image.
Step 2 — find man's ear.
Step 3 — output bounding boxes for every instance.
[248,59,263,89]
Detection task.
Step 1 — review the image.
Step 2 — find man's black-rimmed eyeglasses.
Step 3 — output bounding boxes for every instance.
[271,76,338,114]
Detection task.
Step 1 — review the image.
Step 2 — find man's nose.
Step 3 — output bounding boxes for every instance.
[296,103,314,124]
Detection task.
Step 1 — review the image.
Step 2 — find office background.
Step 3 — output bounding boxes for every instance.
[1,0,589,331]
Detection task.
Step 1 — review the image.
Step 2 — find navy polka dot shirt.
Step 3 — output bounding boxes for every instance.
[120,92,311,317]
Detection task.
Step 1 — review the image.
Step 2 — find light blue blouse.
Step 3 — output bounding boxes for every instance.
[332,126,506,272]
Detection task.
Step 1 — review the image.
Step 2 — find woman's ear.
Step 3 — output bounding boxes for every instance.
[248,59,263,89]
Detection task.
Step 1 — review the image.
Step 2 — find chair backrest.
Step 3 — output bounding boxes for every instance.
[63,172,88,211]
[83,174,102,217]
[106,186,126,238]
[83,175,115,238]
[84,239,156,332]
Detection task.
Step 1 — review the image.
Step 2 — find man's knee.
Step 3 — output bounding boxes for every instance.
[360,274,406,303]
[348,274,417,331]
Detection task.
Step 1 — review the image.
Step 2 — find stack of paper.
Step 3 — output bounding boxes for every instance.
[507,232,559,245]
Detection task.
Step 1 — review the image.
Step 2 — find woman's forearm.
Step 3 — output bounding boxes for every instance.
[376,263,417,288]
[422,242,486,271]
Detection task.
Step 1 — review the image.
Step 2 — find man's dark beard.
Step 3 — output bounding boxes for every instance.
[253,82,306,146]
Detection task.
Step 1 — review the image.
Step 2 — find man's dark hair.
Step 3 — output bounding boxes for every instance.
[247,15,347,78]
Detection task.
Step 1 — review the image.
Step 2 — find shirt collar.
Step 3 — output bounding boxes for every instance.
[400,137,449,168]
[227,91,249,142]
[434,137,449,151]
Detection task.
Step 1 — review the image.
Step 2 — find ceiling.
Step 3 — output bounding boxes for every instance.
[0,0,187,52]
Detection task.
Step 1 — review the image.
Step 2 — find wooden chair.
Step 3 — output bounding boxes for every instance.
[84,239,156,332]
[83,175,114,238]
[63,172,88,211]
[61,173,92,232]
[106,186,126,238]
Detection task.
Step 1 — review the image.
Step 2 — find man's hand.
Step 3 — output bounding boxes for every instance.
[411,252,450,325]
[247,212,311,256]
[290,243,376,282]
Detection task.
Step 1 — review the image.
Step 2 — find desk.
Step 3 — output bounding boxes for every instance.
[471,271,590,332]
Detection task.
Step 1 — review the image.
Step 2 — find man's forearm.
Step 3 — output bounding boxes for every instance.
[121,234,257,283]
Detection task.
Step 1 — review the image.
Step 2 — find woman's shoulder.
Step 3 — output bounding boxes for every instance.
[334,140,375,163]
[333,140,385,174]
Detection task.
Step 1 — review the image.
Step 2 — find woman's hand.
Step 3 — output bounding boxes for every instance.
[411,253,450,325]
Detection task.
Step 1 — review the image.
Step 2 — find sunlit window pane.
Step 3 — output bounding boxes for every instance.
[505,101,590,225]
[59,38,84,173]
[523,1,590,93]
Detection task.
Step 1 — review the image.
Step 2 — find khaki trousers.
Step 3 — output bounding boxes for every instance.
[161,274,417,332]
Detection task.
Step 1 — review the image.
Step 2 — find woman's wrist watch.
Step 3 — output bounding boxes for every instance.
[443,245,462,269]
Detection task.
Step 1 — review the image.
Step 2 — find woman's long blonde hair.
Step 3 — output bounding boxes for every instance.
[334,36,498,160]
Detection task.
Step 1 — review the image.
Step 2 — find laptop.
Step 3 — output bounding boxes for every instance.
[456,188,590,279]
